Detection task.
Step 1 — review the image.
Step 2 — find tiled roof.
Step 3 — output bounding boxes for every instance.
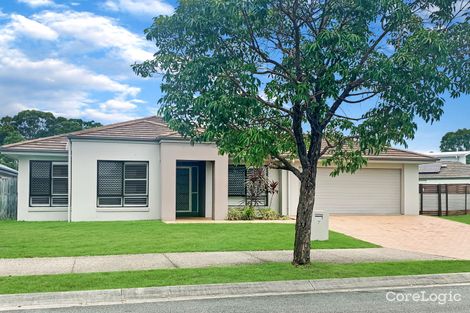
[68,116,181,140]
[0,116,435,162]
[419,161,470,179]
[0,116,181,153]
[365,147,435,162]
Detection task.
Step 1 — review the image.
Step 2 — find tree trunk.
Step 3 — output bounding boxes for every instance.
[292,165,318,265]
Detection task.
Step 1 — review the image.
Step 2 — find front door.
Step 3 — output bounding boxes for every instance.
[176,162,205,217]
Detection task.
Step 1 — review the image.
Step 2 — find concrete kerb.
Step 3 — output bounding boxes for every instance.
[1,273,470,311]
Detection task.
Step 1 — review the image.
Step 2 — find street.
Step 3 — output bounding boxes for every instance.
[9,284,470,313]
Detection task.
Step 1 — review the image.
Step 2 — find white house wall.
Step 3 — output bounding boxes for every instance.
[16,154,68,221]
[70,140,160,221]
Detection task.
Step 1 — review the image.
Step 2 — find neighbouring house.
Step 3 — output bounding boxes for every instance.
[0,164,18,178]
[0,164,18,220]
[419,161,470,185]
[419,161,470,215]
[0,116,435,222]
[424,151,470,164]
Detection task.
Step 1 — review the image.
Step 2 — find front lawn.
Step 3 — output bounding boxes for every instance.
[442,215,470,225]
[0,221,377,258]
[0,260,469,294]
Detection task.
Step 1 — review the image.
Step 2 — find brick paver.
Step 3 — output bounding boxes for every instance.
[330,215,470,260]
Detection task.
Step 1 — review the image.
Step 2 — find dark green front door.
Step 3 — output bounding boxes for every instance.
[176,161,205,217]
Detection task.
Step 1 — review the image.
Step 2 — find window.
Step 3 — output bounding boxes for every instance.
[97,161,148,207]
[228,165,246,196]
[228,165,268,206]
[30,161,68,207]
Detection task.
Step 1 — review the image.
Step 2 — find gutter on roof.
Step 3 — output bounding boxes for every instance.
[0,147,67,154]
[0,167,18,177]
[68,135,159,142]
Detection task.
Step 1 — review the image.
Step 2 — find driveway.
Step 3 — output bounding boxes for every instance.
[330,215,470,260]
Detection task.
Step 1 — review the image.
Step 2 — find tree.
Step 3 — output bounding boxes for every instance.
[134,0,470,265]
[0,110,102,169]
[440,129,470,163]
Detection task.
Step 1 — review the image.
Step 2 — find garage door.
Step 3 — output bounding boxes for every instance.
[313,168,402,214]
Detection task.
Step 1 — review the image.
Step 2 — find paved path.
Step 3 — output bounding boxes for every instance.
[0,248,449,277]
[330,215,470,260]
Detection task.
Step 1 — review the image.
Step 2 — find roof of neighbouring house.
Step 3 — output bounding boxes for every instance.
[419,161,470,179]
[0,116,182,153]
[0,164,18,177]
[0,115,435,162]
[425,151,470,158]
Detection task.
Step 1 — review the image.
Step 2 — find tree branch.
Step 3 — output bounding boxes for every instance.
[272,153,302,179]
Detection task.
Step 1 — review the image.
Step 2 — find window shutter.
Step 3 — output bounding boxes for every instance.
[98,161,123,196]
[30,161,51,196]
[228,165,246,196]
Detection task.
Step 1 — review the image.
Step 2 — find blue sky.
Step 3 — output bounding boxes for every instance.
[0,0,468,153]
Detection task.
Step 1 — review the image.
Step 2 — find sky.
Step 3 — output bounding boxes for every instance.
[0,0,468,153]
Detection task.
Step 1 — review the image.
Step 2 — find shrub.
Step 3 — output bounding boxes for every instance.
[242,206,256,220]
[255,208,279,220]
[227,207,283,220]
[227,208,244,220]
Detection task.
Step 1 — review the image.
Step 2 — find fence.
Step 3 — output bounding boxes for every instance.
[420,184,469,216]
[0,177,17,220]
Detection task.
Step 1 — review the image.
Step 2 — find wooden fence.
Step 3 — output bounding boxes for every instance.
[0,177,17,220]
[420,184,469,216]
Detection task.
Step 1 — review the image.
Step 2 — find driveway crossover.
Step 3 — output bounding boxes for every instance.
[330,215,470,260]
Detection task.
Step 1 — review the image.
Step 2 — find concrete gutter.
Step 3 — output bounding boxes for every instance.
[1,273,470,311]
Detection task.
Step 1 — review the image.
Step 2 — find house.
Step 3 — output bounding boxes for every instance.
[424,151,470,164]
[419,161,470,215]
[0,164,18,178]
[0,116,435,222]
[419,161,470,185]
[0,164,18,220]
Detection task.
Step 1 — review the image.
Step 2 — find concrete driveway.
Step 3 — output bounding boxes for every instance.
[330,215,470,260]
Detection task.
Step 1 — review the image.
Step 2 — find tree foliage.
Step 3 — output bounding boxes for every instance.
[134,0,469,264]
[440,128,470,163]
[0,110,102,168]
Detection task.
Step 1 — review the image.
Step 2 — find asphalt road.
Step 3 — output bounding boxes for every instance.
[10,284,470,313]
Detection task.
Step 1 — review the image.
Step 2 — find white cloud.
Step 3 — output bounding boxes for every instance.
[104,0,174,16]
[81,108,140,123]
[17,0,55,7]
[0,16,144,122]
[10,14,58,40]
[100,98,146,111]
[0,8,151,123]
[34,11,153,62]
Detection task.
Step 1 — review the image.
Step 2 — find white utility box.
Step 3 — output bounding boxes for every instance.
[311,210,329,241]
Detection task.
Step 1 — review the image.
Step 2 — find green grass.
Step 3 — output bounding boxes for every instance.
[442,215,470,225]
[0,221,378,258]
[0,260,469,294]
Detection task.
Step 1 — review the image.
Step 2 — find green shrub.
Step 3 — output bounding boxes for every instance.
[227,208,244,220]
[255,208,279,220]
[242,206,256,220]
[227,207,283,220]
